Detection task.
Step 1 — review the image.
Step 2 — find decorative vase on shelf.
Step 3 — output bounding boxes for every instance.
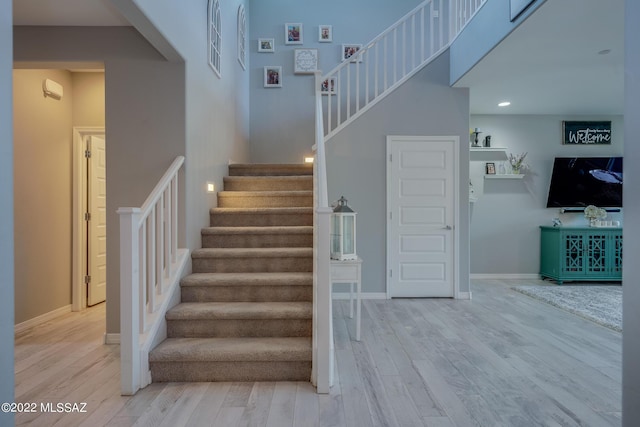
[511,165,521,175]
[589,218,598,227]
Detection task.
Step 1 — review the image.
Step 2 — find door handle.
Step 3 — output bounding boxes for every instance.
[443,225,452,230]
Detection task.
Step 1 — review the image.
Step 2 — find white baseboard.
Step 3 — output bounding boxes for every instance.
[332,292,387,300]
[471,273,540,280]
[457,291,472,300]
[104,333,120,345]
[14,305,72,335]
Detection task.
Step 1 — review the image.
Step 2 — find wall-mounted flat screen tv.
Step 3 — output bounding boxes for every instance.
[546,157,623,208]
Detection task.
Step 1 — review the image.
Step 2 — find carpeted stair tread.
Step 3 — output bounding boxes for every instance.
[210,207,312,214]
[224,176,312,191]
[149,337,312,362]
[192,247,312,258]
[217,191,312,208]
[166,301,312,320]
[181,272,313,287]
[229,164,313,176]
[202,226,312,235]
[209,207,313,227]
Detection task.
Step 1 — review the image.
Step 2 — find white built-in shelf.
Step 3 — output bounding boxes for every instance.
[470,147,507,152]
[484,174,525,179]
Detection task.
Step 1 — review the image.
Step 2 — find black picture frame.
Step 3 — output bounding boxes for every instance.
[486,162,496,175]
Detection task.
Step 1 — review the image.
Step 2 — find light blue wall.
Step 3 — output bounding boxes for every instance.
[623,1,640,425]
[326,51,470,295]
[0,1,14,424]
[449,0,547,85]
[249,0,425,162]
[470,115,623,275]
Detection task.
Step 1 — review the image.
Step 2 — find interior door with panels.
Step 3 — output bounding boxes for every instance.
[387,136,457,298]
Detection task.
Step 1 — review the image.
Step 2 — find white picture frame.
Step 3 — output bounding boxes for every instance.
[258,38,275,53]
[342,44,363,62]
[320,77,337,95]
[319,25,333,42]
[285,23,303,45]
[264,66,282,88]
[294,49,318,74]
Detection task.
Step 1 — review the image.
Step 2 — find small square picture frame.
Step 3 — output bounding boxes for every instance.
[264,66,282,88]
[258,38,275,53]
[320,77,337,95]
[342,44,363,62]
[294,49,318,74]
[319,25,333,42]
[285,23,303,45]
[486,162,496,175]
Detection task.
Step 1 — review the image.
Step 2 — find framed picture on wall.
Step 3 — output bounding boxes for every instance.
[258,38,275,53]
[486,162,496,175]
[342,44,363,62]
[319,25,333,42]
[285,23,303,45]
[264,66,282,88]
[320,77,337,95]
[294,49,318,74]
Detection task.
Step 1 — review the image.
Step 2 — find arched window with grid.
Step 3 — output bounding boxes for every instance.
[237,5,246,70]
[208,0,221,77]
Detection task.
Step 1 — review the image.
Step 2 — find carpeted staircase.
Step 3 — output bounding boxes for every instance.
[149,163,314,382]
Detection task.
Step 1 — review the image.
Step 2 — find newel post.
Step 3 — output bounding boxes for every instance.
[316,206,333,393]
[118,207,141,396]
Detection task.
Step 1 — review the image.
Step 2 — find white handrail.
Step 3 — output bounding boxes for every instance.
[311,0,486,393]
[118,156,187,395]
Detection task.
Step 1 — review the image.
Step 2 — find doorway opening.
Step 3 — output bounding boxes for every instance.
[73,127,107,310]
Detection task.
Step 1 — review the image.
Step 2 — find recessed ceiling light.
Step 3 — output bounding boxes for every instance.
[498,101,511,107]
[598,49,611,55]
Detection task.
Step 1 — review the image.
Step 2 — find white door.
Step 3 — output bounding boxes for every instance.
[87,135,107,306]
[387,136,457,298]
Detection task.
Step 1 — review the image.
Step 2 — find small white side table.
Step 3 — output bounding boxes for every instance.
[330,257,362,341]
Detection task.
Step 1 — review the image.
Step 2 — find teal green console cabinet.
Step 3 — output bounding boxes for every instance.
[540,226,622,284]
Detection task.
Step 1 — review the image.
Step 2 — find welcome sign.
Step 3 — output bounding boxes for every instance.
[562,121,612,145]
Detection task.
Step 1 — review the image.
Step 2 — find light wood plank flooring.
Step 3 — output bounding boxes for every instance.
[14,279,621,426]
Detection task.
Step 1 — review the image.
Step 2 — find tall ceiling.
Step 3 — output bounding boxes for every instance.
[455,0,624,115]
[13,0,624,116]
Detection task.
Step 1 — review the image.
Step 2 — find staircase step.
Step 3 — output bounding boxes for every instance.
[224,176,312,191]
[166,302,312,338]
[180,272,312,302]
[210,207,313,227]
[217,190,312,208]
[201,226,313,248]
[191,248,313,273]
[149,337,312,382]
[229,163,313,177]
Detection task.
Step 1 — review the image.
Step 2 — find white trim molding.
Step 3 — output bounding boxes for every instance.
[332,292,387,300]
[457,292,472,300]
[104,333,121,345]
[471,273,540,280]
[15,305,72,335]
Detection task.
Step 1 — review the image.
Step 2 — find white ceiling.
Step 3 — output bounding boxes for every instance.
[13,0,624,116]
[455,0,624,115]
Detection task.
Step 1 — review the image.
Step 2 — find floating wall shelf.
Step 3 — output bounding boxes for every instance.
[484,174,525,179]
[470,147,507,152]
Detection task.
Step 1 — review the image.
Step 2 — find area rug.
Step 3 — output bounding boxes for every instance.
[512,285,622,332]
